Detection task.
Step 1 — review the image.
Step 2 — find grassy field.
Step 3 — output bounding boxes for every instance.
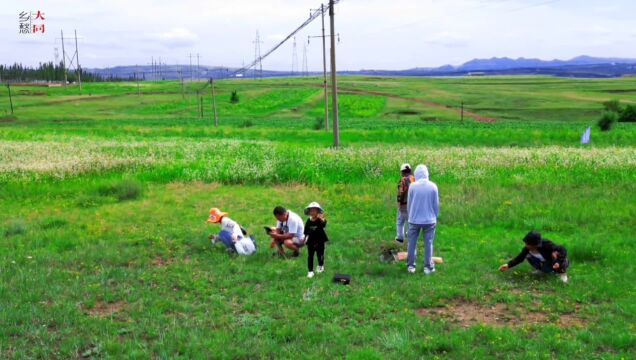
[1,76,635,359]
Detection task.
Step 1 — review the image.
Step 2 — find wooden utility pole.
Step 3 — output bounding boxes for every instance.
[74,30,82,93]
[321,3,329,131]
[210,78,218,127]
[7,83,14,115]
[179,67,185,99]
[329,0,340,147]
[60,30,68,88]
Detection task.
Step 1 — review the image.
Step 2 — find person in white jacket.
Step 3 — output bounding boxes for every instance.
[406,165,439,274]
[207,208,257,256]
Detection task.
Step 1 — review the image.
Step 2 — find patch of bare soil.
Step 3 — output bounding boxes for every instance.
[417,300,586,328]
[86,300,126,317]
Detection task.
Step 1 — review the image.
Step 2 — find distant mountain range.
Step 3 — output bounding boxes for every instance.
[86,56,636,80]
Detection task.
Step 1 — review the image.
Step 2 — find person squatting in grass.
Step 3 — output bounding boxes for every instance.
[499,230,570,283]
[406,164,440,275]
[396,163,415,244]
[207,208,257,255]
[269,206,305,257]
[303,202,329,278]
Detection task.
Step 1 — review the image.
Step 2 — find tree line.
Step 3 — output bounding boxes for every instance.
[0,62,131,83]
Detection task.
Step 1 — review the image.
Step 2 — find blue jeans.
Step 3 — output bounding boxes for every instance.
[407,223,436,270]
[218,230,237,251]
[396,208,408,240]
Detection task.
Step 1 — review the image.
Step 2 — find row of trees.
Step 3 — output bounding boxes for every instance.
[0,62,130,83]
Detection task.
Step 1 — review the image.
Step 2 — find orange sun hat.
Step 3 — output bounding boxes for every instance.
[207,208,228,224]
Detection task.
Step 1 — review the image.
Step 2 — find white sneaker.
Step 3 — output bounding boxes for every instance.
[558,273,568,283]
[408,266,416,274]
[317,266,324,273]
[210,235,218,245]
[307,271,315,278]
[424,268,436,275]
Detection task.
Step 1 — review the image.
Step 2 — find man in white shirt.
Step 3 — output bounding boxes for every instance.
[207,208,256,256]
[269,206,305,257]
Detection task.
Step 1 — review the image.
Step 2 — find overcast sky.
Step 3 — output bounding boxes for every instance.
[1,0,635,70]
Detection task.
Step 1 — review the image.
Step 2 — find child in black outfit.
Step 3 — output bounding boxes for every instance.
[303,202,329,278]
[499,230,570,283]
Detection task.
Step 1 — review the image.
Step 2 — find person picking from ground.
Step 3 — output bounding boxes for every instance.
[499,230,569,283]
[396,163,415,244]
[269,206,305,257]
[406,164,439,275]
[303,202,329,278]
[207,208,257,256]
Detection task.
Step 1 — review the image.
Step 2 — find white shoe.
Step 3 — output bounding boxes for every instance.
[558,273,568,283]
[317,266,324,273]
[424,268,436,275]
[307,271,315,278]
[408,267,416,274]
[210,235,218,245]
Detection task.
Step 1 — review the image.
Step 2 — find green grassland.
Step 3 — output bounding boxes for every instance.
[1,76,635,359]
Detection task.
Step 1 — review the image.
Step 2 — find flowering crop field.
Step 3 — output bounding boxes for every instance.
[1,76,635,359]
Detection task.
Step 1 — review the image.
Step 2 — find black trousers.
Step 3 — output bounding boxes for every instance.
[308,242,325,271]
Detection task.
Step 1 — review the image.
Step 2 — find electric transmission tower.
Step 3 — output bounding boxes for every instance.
[302,43,309,76]
[253,30,263,79]
[291,36,298,75]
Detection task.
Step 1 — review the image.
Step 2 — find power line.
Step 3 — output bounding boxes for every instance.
[230,0,342,77]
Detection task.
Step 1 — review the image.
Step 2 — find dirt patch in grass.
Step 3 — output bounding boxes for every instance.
[151,255,173,267]
[86,300,126,317]
[416,300,586,328]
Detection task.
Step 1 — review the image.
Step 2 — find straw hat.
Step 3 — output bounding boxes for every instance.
[304,202,324,215]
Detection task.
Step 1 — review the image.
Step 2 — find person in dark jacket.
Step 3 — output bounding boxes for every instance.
[303,202,329,278]
[499,231,569,283]
[395,163,414,244]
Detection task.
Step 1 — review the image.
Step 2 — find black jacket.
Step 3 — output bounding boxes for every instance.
[304,218,329,246]
[507,239,568,268]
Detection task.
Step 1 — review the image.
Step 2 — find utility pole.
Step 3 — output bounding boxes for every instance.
[461,101,464,122]
[329,0,340,147]
[6,83,14,115]
[136,65,141,98]
[196,53,200,81]
[74,30,82,92]
[210,78,218,127]
[309,3,330,131]
[179,67,185,99]
[188,53,193,81]
[60,30,68,88]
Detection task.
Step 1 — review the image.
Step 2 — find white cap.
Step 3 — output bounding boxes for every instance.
[400,163,411,172]
[304,202,324,215]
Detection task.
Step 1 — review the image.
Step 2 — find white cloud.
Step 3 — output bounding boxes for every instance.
[154,27,198,48]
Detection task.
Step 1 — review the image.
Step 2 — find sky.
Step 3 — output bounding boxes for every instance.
[1,0,635,71]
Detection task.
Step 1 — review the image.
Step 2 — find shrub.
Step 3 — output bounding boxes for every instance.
[98,179,143,201]
[602,99,621,113]
[598,112,618,131]
[239,119,254,128]
[5,220,27,237]
[230,90,240,104]
[313,117,325,130]
[619,104,636,123]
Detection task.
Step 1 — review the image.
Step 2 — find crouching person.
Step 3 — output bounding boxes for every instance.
[499,231,569,283]
[207,208,257,256]
[269,206,305,257]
